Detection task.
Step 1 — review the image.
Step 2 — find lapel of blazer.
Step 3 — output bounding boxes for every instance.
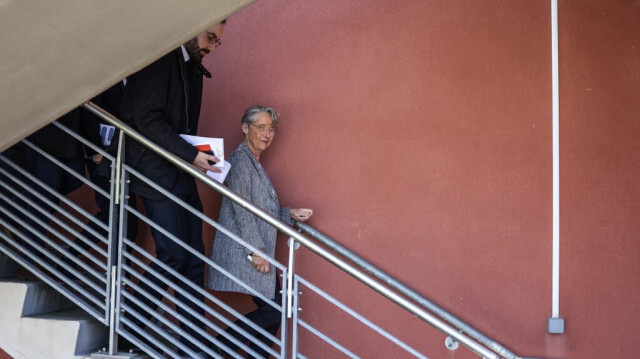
[241,143,278,204]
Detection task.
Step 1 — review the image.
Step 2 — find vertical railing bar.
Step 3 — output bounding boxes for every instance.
[287,237,296,318]
[107,133,126,354]
[107,265,118,355]
[280,269,289,359]
[111,131,127,354]
[292,276,300,359]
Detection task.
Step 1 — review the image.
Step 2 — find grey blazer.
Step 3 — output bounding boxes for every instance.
[206,143,292,298]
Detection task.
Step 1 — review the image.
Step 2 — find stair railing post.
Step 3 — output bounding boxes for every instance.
[291,274,301,358]
[106,129,126,355]
[286,236,298,319]
[284,235,302,358]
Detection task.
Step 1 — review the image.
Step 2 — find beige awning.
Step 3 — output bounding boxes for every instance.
[0,0,254,151]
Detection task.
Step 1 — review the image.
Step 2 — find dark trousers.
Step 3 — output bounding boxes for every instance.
[19,149,84,256]
[68,159,138,259]
[128,172,206,353]
[219,280,282,359]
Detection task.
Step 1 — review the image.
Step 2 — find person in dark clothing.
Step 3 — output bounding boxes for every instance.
[15,109,89,259]
[120,21,225,357]
[64,81,139,273]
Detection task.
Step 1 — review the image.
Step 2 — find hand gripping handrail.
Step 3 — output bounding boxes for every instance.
[83,101,526,359]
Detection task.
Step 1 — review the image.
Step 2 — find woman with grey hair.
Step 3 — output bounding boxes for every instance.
[207,105,312,358]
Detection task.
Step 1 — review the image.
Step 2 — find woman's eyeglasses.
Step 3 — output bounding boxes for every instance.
[250,124,277,135]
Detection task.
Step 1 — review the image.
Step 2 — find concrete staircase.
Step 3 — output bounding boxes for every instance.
[0,251,108,359]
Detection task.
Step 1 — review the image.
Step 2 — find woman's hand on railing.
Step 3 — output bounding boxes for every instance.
[192,151,221,173]
[291,208,313,222]
[251,252,270,273]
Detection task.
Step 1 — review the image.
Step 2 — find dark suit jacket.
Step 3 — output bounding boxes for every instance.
[120,48,204,199]
[28,108,86,158]
[82,82,126,158]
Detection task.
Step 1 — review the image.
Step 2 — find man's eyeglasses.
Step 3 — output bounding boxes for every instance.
[206,31,222,47]
[250,124,277,135]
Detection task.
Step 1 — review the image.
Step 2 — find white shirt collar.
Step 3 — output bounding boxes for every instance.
[180,45,190,62]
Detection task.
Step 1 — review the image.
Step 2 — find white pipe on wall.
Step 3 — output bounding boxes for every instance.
[549,0,564,334]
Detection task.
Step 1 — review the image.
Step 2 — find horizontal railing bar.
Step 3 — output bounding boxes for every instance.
[50,121,113,199]
[83,101,513,359]
[119,291,243,359]
[120,279,223,359]
[297,276,428,359]
[20,139,110,232]
[0,158,109,246]
[122,164,286,272]
[0,190,108,273]
[83,102,311,254]
[122,239,281,353]
[295,221,516,359]
[121,234,279,353]
[117,312,182,359]
[0,179,108,265]
[51,120,116,162]
[0,205,109,293]
[0,233,108,322]
[125,205,284,309]
[297,320,360,359]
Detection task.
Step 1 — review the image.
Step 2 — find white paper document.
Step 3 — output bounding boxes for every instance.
[179,134,231,183]
[99,124,116,146]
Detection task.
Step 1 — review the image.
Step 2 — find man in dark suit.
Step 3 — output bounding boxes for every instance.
[18,109,88,256]
[120,21,225,357]
[63,81,138,273]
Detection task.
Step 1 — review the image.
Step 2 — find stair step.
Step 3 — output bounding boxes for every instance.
[24,308,108,355]
[0,279,108,359]
[0,279,76,318]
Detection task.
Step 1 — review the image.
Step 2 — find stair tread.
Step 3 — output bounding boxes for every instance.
[25,307,95,321]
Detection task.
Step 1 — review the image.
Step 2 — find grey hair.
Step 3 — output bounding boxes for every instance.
[241,105,279,127]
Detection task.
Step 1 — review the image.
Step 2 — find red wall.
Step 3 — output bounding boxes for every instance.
[196,0,640,358]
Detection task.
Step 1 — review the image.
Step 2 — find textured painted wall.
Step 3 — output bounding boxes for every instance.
[195,0,640,357]
[558,0,640,358]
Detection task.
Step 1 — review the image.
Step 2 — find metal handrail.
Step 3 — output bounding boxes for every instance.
[294,221,519,359]
[83,101,526,359]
